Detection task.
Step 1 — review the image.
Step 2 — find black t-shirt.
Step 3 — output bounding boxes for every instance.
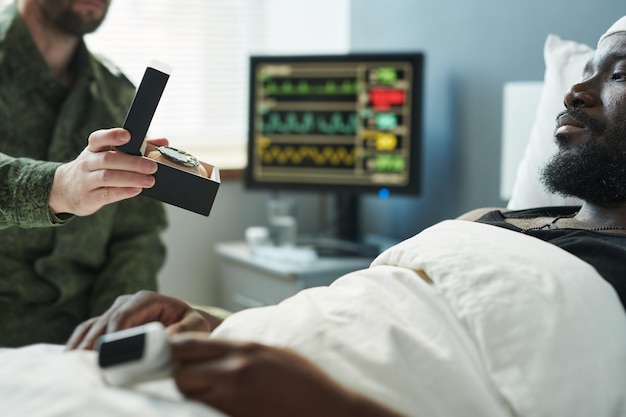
[476,206,626,311]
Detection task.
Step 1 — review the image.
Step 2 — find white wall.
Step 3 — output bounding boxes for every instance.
[262,0,350,54]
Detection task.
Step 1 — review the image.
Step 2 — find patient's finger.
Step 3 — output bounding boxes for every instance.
[173,357,239,395]
[101,291,193,333]
[75,316,115,350]
[71,293,137,350]
[181,387,225,413]
[171,336,254,363]
[165,311,213,335]
[65,317,98,350]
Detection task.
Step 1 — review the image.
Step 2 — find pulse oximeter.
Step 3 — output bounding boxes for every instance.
[96,321,171,386]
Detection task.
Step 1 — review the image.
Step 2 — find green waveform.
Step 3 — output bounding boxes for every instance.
[375,154,405,172]
[263,79,360,95]
[377,67,398,85]
[262,111,357,135]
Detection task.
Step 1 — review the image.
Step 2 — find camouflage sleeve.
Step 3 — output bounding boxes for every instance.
[88,195,169,316]
[0,153,66,229]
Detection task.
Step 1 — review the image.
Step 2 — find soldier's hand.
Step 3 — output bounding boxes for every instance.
[48,128,167,216]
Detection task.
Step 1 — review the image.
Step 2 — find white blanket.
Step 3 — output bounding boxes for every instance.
[0,344,225,417]
[1,220,625,417]
[214,220,626,417]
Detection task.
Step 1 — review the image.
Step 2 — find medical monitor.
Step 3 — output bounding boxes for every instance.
[245,53,424,248]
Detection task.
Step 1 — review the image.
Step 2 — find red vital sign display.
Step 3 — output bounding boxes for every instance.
[368,88,406,111]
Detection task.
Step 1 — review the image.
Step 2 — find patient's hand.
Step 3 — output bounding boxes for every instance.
[66,290,223,350]
[170,334,403,417]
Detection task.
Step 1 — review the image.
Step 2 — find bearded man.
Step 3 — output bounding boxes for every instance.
[462,20,626,308]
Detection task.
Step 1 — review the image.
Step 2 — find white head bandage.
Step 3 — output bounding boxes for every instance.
[598,16,626,46]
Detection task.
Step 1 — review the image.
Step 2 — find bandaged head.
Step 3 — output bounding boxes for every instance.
[598,15,626,46]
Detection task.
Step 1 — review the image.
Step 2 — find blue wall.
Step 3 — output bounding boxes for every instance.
[351,0,623,240]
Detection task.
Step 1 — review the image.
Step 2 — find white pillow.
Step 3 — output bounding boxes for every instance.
[507,35,593,209]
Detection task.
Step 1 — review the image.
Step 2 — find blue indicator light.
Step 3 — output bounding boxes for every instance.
[378,188,390,199]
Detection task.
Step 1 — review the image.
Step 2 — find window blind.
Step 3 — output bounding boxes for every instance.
[85,0,350,165]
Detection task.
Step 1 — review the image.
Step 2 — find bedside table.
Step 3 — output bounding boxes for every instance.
[215,242,373,312]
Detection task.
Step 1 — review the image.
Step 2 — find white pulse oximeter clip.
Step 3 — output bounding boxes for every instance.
[96,321,171,387]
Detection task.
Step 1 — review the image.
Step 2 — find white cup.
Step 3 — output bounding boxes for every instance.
[245,226,270,250]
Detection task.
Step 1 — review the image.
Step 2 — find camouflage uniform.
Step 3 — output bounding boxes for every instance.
[0,4,168,346]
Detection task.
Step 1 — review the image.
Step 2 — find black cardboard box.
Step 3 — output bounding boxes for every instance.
[117,62,220,216]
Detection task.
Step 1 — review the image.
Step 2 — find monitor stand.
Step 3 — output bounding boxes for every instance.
[299,193,380,258]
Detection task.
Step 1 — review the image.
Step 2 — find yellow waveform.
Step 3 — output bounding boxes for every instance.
[259,144,355,167]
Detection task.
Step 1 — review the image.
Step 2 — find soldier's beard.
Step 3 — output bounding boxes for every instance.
[35,0,109,36]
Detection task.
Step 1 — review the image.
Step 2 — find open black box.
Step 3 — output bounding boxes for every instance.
[116,62,220,217]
